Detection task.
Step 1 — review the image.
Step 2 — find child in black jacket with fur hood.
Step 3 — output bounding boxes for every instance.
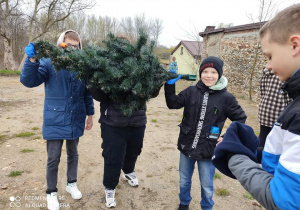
[164,56,247,210]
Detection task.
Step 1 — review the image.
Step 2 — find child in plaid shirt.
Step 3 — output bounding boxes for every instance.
[258,68,291,147]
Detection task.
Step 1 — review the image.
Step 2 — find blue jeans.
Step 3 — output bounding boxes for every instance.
[179,152,215,210]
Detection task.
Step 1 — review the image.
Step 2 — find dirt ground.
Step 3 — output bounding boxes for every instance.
[0,76,263,210]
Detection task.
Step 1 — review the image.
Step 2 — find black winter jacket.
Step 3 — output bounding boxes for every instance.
[90,86,162,127]
[165,80,247,160]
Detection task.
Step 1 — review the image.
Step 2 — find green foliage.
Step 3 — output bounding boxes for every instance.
[215,188,230,196]
[34,32,189,116]
[214,172,221,180]
[8,171,22,177]
[243,192,254,200]
[151,119,157,122]
[15,132,35,137]
[31,127,39,130]
[21,149,34,153]
[0,70,21,76]
[0,135,7,140]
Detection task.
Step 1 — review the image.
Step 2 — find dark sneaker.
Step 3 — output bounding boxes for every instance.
[178,204,189,210]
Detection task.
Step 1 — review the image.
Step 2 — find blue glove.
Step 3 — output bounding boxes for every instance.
[25,42,35,58]
[166,75,182,85]
[212,121,259,179]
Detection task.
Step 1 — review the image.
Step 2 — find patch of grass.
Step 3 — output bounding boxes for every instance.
[34,136,41,139]
[0,69,21,76]
[155,125,160,127]
[254,131,260,136]
[0,135,7,140]
[146,174,153,177]
[250,115,256,119]
[15,132,35,137]
[177,120,181,122]
[215,188,230,196]
[151,119,157,123]
[8,171,22,177]
[214,172,221,180]
[31,127,39,130]
[243,192,254,200]
[168,113,171,116]
[21,149,34,153]
[6,117,10,119]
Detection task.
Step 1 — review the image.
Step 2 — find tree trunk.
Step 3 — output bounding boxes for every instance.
[18,54,27,71]
[3,39,18,70]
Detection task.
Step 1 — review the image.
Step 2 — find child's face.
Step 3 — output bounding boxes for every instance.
[261,32,297,81]
[201,67,219,87]
[64,38,80,49]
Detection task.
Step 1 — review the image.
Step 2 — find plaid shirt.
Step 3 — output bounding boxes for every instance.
[258,69,291,127]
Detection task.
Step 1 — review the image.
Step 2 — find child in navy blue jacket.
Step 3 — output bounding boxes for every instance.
[20,30,94,210]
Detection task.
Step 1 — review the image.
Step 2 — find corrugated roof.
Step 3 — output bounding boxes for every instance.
[199,21,267,37]
[171,41,202,56]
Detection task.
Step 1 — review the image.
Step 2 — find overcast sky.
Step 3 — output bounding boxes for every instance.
[89,0,298,47]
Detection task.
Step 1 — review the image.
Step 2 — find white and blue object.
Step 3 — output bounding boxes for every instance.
[209,126,220,140]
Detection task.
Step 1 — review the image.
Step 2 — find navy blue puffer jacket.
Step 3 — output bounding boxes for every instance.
[20,57,94,140]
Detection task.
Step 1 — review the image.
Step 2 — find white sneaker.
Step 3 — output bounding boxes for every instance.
[105,188,116,208]
[66,182,82,199]
[47,192,59,210]
[123,172,139,186]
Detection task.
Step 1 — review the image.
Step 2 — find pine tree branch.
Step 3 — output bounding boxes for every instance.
[34,32,195,116]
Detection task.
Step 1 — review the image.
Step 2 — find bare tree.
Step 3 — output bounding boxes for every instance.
[150,18,163,47]
[0,0,21,70]
[84,15,119,45]
[216,22,234,29]
[17,0,95,70]
[177,23,203,75]
[120,17,135,42]
[248,0,276,100]
[133,13,150,40]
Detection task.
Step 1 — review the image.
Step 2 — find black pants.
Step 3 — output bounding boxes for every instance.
[258,125,272,147]
[100,124,145,189]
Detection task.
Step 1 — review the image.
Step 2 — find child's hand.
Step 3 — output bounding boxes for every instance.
[85,115,93,130]
[25,42,35,58]
[166,75,182,84]
[216,137,223,146]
